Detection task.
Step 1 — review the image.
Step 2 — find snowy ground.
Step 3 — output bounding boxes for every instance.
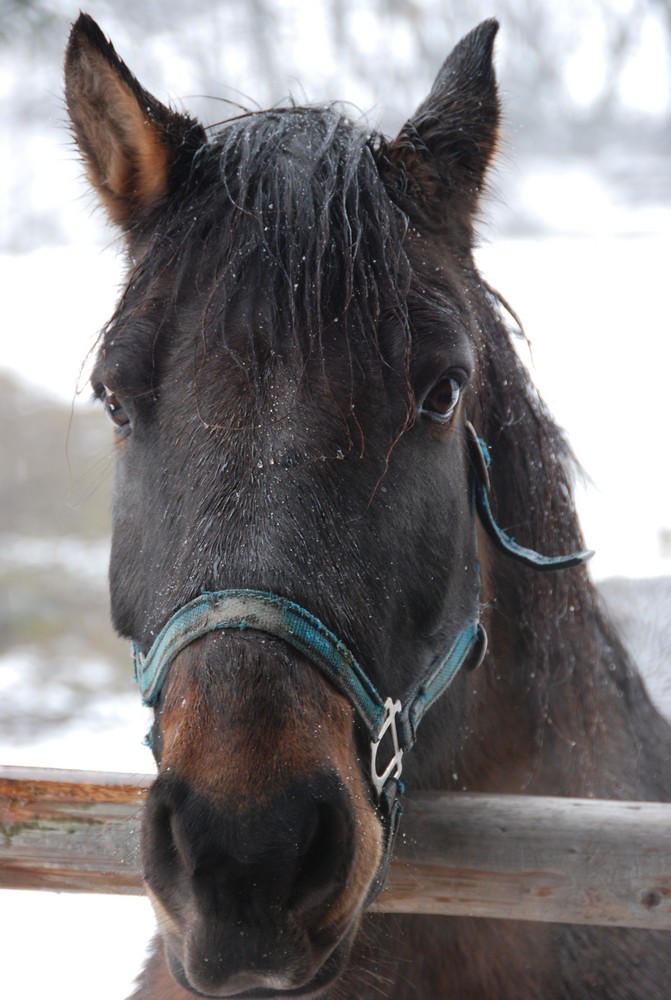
[1,162,670,998]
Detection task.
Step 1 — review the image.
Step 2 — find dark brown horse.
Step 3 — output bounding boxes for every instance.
[65,14,671,999]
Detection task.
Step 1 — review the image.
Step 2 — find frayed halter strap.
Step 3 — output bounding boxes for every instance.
[131,421,592,902]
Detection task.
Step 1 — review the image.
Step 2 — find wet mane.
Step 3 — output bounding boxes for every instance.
[115,110,411,374]
[472,285,667,794]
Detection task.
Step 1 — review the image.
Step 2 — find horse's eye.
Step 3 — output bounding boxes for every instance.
[420,376,463,424]
[102,385,130,430]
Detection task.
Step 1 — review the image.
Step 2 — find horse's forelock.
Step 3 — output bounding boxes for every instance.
[160,109,410,363]
[100,105,418,441]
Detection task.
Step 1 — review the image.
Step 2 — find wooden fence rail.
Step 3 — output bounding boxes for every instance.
[1,765,671,930]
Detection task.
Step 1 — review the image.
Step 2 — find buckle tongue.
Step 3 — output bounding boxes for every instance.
[371,697,403,797]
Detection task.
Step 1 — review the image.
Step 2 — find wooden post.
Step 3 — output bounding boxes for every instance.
[1,765,671,929]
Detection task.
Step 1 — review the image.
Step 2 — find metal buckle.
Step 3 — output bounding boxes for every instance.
[371,697,403,798]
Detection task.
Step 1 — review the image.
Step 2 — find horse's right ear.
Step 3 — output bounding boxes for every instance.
[65,13,206,230]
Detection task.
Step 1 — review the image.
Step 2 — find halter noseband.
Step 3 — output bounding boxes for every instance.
[131,422,592,901]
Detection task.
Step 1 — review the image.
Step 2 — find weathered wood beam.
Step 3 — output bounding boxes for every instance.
[1,766,670,930]
[0,766,151,895]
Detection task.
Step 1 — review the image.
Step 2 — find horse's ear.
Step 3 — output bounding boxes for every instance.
[386,19,500,235]
[65,13,206,230]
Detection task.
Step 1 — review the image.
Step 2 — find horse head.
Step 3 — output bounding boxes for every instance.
[66,15,542,997]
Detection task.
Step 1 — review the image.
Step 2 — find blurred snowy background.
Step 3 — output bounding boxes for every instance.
[1,0,670,997]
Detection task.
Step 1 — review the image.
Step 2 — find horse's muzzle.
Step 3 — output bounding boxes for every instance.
[142,770,363,997]
[164,925,357,998]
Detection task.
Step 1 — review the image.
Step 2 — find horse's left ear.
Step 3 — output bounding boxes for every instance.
[386,19,500,236]
[65,13,206,230]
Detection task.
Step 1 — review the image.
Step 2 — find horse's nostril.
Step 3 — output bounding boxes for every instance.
[144,773,355,922]
[291,798,353,914]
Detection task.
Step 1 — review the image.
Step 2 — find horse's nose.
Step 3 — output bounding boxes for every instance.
[144,770,356,922]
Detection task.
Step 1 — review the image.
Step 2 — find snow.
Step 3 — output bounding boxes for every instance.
[0,892,156,1000]
[0,244,123,405]
[0,690,155,1000]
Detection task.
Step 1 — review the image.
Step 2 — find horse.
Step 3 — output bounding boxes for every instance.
[65,14,671,999]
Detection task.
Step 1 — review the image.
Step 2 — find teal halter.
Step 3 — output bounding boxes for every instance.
[133,590,485,788]
[131,422,591,900]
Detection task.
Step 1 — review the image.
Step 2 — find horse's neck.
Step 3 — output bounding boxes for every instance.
[471,567,671,801]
